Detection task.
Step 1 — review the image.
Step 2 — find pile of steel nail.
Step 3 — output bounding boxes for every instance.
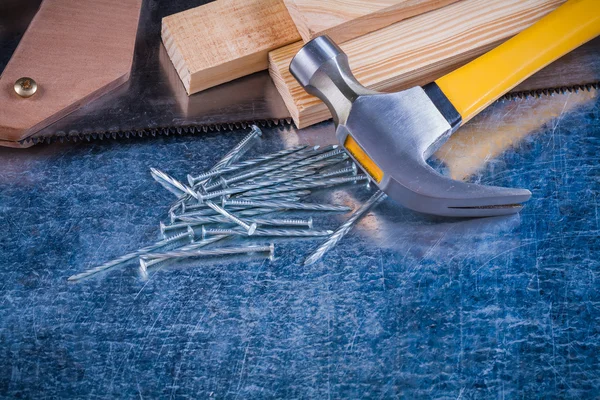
[68,126,386,282]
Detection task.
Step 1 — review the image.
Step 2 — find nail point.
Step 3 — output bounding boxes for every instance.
[303,257,315,267]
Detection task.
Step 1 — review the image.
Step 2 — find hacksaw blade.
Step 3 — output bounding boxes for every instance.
[1,0,599,146]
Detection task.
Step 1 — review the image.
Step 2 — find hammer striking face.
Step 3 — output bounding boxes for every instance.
[289,0,600,217]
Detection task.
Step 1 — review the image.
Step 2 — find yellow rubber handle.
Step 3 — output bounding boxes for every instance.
[435,0,600,124]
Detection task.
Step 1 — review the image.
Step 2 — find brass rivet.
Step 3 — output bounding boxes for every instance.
[14,77,38,98]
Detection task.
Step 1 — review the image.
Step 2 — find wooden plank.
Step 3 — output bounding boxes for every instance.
[0,0,142,147]
[162,0,457,95]
[283,0,461,43]
[162,0,301,96]
[269,0,565,129]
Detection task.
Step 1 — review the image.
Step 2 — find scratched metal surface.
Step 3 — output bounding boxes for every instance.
[1,89,599,398]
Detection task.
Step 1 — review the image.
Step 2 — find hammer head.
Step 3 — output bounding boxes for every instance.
[290,36,531,217]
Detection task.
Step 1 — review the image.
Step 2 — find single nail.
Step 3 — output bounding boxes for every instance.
[202,226,333,239]
[304,191,387,266]
[224,199,351,213]
[141,234,231,271]
[252,217,314,228]
[68,227,195,282]
[170,216,313,230]
[141,243,274,263]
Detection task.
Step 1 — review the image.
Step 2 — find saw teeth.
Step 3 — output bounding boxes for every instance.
[19,119,294,146]
[502,81,599,101]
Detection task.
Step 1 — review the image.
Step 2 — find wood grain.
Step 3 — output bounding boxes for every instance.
[0,0,142,147]
[162,0,301,96]
[283,0,460,43]
[269,0,565,129]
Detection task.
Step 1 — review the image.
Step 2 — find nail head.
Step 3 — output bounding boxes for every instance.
[248,223,258,236]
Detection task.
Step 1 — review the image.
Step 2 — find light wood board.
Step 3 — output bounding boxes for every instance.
[162,0,301,96]
[283,0,461,43]
[0,0,142,147]
[269,0,565,129]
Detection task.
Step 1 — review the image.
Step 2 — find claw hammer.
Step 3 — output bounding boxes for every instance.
[290,0,600,217]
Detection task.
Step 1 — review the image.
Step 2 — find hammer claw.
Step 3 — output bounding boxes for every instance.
[383,162,532,218]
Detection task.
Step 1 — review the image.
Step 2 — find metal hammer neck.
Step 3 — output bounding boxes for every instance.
[289,36,375,126]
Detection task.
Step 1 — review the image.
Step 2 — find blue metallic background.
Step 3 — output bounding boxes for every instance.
[0,91,599,398]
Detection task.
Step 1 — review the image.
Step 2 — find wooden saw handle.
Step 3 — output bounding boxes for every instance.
[435,0,600,124]
[0,0,142,148]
